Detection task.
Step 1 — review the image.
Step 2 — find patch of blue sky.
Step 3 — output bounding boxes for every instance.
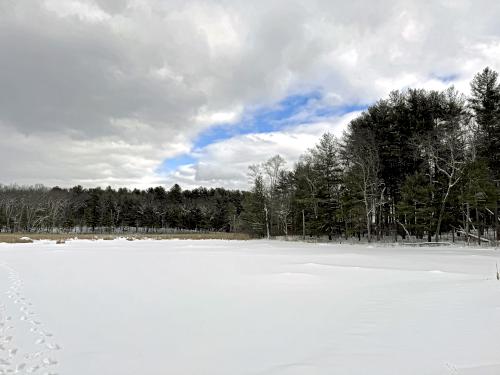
[159,90,368,173]
[194,90,367,149]
[432,73,459,83]
[160,154,196,171]
[314,104,368,118]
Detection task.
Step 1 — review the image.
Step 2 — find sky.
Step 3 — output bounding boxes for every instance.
[1,0,500,190]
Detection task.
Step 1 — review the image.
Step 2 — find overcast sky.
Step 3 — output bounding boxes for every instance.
[1,0,500,190]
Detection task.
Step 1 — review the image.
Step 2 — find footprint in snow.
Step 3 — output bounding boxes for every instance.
[0,263,62,374]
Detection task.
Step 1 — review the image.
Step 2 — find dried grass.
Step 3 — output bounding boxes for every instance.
[0,232,251,244]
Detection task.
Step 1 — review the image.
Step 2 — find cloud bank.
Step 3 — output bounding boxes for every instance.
[1,0,500,189]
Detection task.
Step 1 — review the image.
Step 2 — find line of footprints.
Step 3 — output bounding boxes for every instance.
[0,263,61,374]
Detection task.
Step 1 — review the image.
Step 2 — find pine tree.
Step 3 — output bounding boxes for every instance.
[310,133,343,238]
[398,173,436,240]
[241,175,268,237]
[469,67,500,178]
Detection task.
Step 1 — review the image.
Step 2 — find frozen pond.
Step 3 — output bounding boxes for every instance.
[1,239,499,374]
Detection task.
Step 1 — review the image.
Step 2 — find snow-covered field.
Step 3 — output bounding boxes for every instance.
[0,239,499,375]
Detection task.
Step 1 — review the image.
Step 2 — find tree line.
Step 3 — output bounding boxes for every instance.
[0,184,244,234]
[1,67,499,243]
[242,67,500,244]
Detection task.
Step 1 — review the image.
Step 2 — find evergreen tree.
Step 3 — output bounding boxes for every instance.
[241,175,268,237]
[469,67,500,178]
[398,173,436,240]
[309,133,343,238]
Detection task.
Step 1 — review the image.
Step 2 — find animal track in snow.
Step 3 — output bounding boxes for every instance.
[0,263,62,374]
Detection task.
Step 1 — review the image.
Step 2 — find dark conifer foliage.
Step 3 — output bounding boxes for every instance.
[0,184,243,234]
[1,68,499,242]
[243,68,500,242]
[469,67,500,179]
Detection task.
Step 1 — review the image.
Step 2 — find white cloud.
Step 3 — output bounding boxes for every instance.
[1,0,500,189]
[44,0,112,22]
[158,112,358,190]
[194,107,243,126]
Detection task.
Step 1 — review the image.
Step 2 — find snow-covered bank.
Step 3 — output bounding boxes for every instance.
[1,239,499,375]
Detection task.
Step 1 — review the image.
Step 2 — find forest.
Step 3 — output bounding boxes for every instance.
[1,67,499,244]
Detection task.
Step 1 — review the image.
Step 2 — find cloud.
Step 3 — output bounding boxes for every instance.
[1,0,500,189]
[158,111,360,190]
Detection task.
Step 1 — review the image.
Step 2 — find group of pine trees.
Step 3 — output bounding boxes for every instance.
[0,184,244,234]
[0,68,499,243]
[242,67,500,243]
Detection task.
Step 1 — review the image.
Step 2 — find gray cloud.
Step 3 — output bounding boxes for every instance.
[1,0,500,188]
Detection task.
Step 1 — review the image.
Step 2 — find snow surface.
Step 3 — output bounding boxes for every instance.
[1,239,499,375]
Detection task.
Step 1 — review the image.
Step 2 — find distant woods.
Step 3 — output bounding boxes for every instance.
[1,68,500,243]
[0,184,244,234]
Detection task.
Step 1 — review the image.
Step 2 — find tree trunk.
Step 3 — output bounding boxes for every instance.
[364,191,371,243]
[466,202,470,245]
[435,185,452,242]
[302,210,305,240]
[264,204,270,240]
[476,207,481,246]
[366,212,371,243]
[495,198,498,246]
